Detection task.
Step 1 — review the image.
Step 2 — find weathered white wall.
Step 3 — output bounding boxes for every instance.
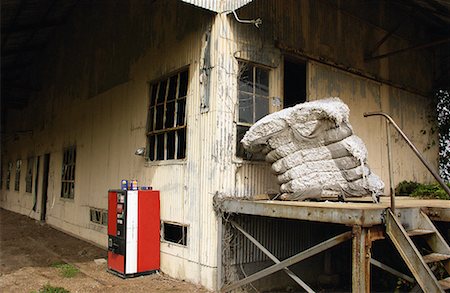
[1,0,220,289]
[0,0,441,291]
[219,0,439,196]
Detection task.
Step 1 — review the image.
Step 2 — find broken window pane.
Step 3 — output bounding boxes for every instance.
[168,75,178,101]
[179,70,189,98]
[150,85,158,107]
[155,105,164,130]
[148,107,155,131]
[165,102,175,129]
[156,134,165,160]
[238,63,253,93]
[255,95,269,121]
[239,92,253,123]
[255,67,269,96]
[177,128,186,159]
[149,135,155,161]
[157,80,167,104]
[167,131,175,160]
[176,99,186,126]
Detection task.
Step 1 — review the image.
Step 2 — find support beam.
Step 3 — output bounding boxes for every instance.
[365,37,450,61]
[221,231,352,292]
[370,258,414,283]
[1,21,63,34]
[366,22,402,59]
[230,220,315,293]
[352,226,371,293]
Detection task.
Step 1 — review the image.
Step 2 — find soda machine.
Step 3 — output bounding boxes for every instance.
[107,189,160,277]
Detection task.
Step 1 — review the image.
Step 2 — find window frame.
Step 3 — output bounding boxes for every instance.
[14,159,21,191]
[6,162,12,190]
[146,67,189,162]
[25,157,34,193]
[61,146,76,199]
[236,61,271,160]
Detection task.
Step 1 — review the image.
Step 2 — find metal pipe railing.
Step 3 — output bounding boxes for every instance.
[364,112,450,210]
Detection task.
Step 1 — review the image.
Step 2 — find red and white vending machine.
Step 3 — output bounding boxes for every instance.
[107,189,160,278]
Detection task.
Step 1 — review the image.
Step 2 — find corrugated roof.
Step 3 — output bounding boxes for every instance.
[181,0,254,13]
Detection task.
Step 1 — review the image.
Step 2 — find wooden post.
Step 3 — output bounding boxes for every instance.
[352,226,371,293]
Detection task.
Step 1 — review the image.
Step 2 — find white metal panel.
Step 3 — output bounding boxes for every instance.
[180,0,254,13]
[125,190,138,274]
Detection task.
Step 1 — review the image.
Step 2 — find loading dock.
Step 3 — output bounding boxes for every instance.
[216,196,450,292]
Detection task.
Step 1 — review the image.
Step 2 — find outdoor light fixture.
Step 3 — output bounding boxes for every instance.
[135,147,146,156]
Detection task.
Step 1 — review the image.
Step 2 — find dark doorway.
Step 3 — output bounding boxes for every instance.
[284,59,307,108]
[40,153,50,222]
[32,156,40,211]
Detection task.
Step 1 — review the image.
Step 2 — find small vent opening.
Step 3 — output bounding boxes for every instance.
[163,222,188,246]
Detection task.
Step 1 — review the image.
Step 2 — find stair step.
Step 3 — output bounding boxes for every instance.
[406,229,435,237]
[439,277,450,290]
[423,253,450,263]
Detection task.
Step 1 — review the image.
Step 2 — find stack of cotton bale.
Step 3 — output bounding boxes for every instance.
[241,98,384,202]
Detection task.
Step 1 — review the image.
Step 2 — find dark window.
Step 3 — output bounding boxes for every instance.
[163,222,188,246]
[25,157,34,193]
[284,59,307,108]
[14,160,21,191]
[237,62,270,159]
[147,69,188,161]
[61,146,76,199]
[6,162,12,190]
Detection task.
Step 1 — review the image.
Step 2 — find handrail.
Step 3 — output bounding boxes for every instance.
[364,112,450,207]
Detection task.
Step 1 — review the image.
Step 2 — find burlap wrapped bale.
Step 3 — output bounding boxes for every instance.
[241,97,384,202]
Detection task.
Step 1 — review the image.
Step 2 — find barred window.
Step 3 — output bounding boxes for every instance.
[147,69,188,161]
[25,157,34,193]
[14,160,21,191]
[6,162,12,190]
[236,62,270,159]
[61,146,76,199]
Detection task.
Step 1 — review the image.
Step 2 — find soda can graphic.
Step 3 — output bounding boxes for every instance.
[121,179,128,190]
[131,179,138,190]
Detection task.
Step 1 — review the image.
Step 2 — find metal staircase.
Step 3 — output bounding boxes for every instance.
[385,209,450,292]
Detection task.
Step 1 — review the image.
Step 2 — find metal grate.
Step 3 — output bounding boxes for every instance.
[89,207,108,226]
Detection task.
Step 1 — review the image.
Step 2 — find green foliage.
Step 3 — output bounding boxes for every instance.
[411,183,450,200]
[52,263,80,278]
[395,181,450,200]
[395,181,420,196]
[31,284,70,293]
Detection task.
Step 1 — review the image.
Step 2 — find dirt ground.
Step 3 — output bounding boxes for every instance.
[0,208,210,292]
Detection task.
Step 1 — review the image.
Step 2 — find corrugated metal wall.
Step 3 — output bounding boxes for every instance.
[227,214,348,264]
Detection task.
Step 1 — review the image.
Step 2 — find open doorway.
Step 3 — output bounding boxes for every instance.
[284,59,307,108]
[40,153,50,222]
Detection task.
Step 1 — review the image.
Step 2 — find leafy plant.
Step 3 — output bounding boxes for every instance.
[436,89,450,183]
[411,183,450,200]
[395,181,450,200]
[395,181,420,196]
[52,263,80,278]
[31,284,70,293]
